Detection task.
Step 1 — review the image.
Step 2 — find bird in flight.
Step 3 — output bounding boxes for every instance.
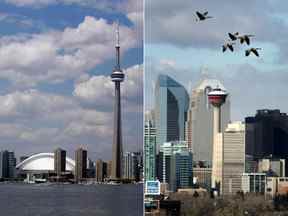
[195,11,213,21]
[228,32,239,41]
[238,34,255,45]
[222,42,235,52]
[245,48,261,57]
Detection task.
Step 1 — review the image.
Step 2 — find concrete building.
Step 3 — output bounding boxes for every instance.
[222,122,245,195]
[123,152,142,181]
[96,159,107,182]
[111,24,124,180]
[186,79,230,164]
[242,173,266,194]
[154,74,189,151]
[54,148,66,176]
[144,119,157,181]
[208,87,228,193]
[75,148,87,182]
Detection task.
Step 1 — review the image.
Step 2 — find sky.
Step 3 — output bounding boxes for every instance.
[145,0,288,122]
[0,0,143,161]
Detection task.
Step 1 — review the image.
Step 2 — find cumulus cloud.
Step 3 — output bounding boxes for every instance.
[73,64,143,109]
[0,16,137,88]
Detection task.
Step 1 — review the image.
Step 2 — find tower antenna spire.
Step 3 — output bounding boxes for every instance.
[115,21,121,71]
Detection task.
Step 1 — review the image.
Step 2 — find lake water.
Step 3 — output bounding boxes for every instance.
[0,183,143,216]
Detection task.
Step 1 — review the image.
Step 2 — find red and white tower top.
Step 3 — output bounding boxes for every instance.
[208,87,228,107]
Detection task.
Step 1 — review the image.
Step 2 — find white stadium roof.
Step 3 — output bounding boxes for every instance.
[16,152,75,171]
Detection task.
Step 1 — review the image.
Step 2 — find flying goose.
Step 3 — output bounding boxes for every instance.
[245,48,261,57]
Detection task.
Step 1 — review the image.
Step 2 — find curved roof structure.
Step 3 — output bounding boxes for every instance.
[16,153,75,171]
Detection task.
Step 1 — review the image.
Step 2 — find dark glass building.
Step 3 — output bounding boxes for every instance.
[245,109,288,174]
[54,148,66,176]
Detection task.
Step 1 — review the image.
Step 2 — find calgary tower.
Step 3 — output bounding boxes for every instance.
[111,23,124,180]
[208,87,228,194]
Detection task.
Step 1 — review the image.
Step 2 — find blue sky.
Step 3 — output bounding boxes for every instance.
[145,0,288,121]
[0,0,143,160]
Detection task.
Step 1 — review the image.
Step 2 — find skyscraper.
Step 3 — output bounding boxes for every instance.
[54,148,66,176]
[111,23,124,180]
[123,152,142,181]
[144,118,157,181]
[154,74,189,151]
[222,122,245,195]
[158,141,189,185]
[96,159,107,182]
[75,148,87,182]
[170,150,193,192]
[0,150,16,179]
[245,109,288,161]
[186,79,230,164]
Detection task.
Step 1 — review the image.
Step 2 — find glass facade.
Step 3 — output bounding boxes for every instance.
[155,74,189,151]
[144,120,157,181]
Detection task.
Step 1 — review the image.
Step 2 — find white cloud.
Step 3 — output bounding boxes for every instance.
[0,16,137,87]
[73,64,143,107]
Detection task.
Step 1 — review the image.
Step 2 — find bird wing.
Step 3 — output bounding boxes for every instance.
[245,50,250,56]
[245,36,250,45]
[240,37,244,44]
[203,11,208,16]
[251,49,259,57]
[222,45,227,52]
[228,33,237,41]
[228,44,234,52]
[196,11,205,20]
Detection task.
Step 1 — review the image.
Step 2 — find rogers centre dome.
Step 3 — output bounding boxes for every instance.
[16,153,75,172]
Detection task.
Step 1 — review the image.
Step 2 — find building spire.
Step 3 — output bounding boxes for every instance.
[115,21,121,71]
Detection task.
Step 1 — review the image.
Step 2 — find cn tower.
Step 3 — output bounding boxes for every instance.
[208,87,228,194]
[111,23,124,180]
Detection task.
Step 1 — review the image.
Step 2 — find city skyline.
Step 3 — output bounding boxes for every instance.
[0,0,143,161]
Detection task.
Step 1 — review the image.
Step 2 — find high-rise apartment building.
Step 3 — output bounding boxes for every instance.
[54,148,66,176]
[154,74,189,151]
[75,148,87,182]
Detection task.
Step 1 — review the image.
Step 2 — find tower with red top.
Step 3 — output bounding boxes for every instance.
[208,87,228,194]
